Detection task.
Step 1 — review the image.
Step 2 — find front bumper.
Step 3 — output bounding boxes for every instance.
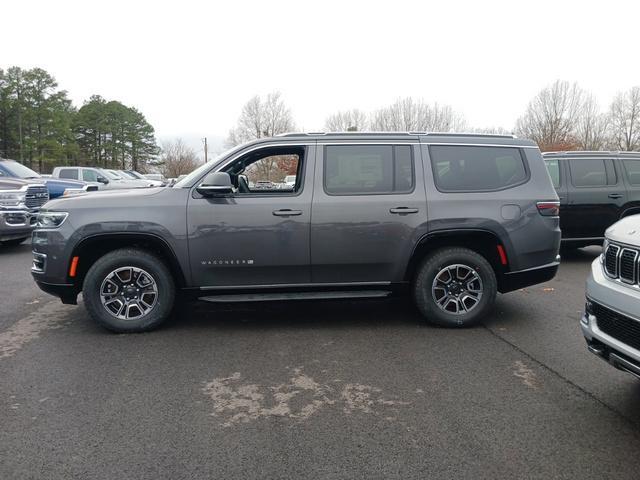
[0,209,36,241]
[582,258,640,379]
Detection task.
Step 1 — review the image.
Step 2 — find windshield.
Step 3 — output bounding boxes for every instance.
[173,146,241,188]
[105,170,123,180]
[4,161,41,179]
[120,171,138,179]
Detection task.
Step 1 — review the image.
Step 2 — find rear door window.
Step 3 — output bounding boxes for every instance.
[324,145,414,195]
[58,168,78,180]
[569,159,608,187]
[429,145,527,192]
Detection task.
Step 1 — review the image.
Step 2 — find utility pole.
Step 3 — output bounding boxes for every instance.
[203,137,208,163]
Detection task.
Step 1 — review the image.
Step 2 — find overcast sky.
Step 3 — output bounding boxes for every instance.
[3,0,640,152]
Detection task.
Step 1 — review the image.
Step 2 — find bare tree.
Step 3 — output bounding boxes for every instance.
[609,86,640,151]
[226,92,295,146]
[369,98,466,132]
[515,80,584,151]
[157,138,200,178]
[574,94,610,150]
[468,126,513,135]
[324,109,368,131]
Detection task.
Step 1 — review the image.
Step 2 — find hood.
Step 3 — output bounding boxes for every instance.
[0,177,43,190]
[605,215,640,246]
[44,185,165,210]
[42,177,88,188]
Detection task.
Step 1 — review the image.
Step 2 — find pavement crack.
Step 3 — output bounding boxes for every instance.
[483,324,640,434]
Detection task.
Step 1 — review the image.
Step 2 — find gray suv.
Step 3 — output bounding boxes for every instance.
[31,133,561,332]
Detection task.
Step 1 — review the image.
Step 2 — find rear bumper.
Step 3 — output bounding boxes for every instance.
[33,279,78,304]
[498,255,560,293]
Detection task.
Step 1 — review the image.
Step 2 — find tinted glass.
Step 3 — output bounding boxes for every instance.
[59,168,78,180]
[544,159,560,188]
[430,146,527,191]
[569,159,607,187]
[623,159,640,185]
[82,169,98,182]
[4,161,40,179]
[324,145,413,195]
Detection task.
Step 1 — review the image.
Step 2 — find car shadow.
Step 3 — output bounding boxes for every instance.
[167,296,427,332]
[559,245,601,263]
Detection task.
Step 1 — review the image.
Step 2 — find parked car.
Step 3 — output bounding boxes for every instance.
[0,159,98,199]
[31,132,560,332]
[543,151,640,247]
[253,180,274,190]
[120,170,164,186]
[144,173,166,184]
[583,215,640,379]
[0,177,49,246]
[52,166,151,190]
[105,169,155,188]
[284,175,296,187]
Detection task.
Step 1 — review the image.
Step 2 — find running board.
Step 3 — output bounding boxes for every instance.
[198,290,391,303]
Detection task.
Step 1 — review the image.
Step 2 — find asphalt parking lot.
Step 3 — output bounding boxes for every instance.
[2,243,640,479]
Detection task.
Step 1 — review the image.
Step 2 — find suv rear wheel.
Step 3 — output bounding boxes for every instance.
[413,247,497,327]
[83,248,175,332]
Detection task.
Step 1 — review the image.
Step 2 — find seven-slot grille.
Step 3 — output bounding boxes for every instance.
[25,185,49,209]
[593,302,640,352]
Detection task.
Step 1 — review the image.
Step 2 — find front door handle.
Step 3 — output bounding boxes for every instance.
[608,193,623,199]
[389,207,419,214]
[273,209,302,217]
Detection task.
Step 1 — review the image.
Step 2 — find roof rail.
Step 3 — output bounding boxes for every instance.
[276,131,516,138]
[543,150,640,156]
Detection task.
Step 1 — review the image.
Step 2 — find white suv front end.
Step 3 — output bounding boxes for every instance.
[583,215,640,379]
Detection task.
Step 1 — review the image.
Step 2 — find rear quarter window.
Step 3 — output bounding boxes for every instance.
[429,145,528,192]
[58,168,78,180]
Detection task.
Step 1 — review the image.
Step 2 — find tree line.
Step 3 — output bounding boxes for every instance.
[226,82,640,153]
[0,66,159,173]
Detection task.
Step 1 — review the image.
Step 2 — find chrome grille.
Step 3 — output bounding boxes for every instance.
[604,244,619,277]
[25,185,49,209]
[620,248,638,284]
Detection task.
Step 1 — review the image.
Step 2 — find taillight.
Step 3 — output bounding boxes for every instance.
[536,201,560,216]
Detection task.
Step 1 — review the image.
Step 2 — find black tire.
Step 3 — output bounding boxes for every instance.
[413,247,497,327]
[83,248,175,333]
[1,237,27,247]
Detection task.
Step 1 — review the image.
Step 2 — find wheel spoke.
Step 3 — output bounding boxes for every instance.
[100,266,158,321]
[431,263,484,316]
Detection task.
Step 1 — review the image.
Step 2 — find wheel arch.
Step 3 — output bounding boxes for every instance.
[70,233,187,290]
[405,229,510,291]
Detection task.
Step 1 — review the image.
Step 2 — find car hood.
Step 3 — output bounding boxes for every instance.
[0,177,44,190]
[43,185,167,210]
[605,215,640,246]
[42,177,88,188]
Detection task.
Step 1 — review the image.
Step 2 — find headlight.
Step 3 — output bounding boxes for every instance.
[600,239,609,264]
[0,190,26,207]
[62,187,87,197]
[36,211,68,228]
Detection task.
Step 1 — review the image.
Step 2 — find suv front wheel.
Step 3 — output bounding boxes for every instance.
[83,248,175,332]
[413,247,497,327]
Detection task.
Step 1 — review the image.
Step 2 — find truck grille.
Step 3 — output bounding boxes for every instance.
[25,185,49,209]
[593,302,640,352]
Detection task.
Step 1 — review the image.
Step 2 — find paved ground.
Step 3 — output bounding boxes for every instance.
[2,243,640,479]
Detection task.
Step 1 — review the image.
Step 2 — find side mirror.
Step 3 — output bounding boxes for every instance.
[96,176,109,184]
[196,172,233,197]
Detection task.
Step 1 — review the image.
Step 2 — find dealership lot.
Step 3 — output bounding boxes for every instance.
[2,243,640,479]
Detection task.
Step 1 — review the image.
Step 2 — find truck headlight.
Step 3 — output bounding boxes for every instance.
[36,211,68,228]
[0,190,26,207]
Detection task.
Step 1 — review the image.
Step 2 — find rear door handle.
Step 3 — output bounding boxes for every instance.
[389,207,419,214]
[272,209,302,217]
[608,193,623,199]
